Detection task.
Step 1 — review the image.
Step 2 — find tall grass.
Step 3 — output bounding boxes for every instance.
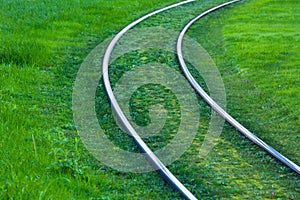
[0,0,188,199]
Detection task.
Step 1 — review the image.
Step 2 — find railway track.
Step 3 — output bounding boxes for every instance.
[102,0,300,199]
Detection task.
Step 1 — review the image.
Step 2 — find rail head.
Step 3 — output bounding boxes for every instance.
[176,0,300,175]
[102,1,197,199]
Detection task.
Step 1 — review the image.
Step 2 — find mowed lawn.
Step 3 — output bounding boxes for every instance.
[220,0,300,197]
[0,0,299,199]
[223,0,300,163]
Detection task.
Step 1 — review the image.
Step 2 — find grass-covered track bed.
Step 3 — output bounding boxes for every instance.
[0,0,299,199]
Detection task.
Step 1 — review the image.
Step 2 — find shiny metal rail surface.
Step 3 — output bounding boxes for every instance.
[177,0,300,175]
[102,1,197,199]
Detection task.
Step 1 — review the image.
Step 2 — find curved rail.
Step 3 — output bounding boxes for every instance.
[102,1,197,199]
[177,0,300,175]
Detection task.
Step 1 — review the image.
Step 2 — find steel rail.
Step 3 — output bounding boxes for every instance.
[102,1,197,199]
[177,0,300,175]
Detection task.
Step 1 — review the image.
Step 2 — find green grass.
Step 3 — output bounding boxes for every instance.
[0,0,189,199]
[0,0,299,199]
[186,0,299,198]
[222,0,300,162]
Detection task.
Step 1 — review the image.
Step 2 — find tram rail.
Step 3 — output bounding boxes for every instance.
[102,0,299,199]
